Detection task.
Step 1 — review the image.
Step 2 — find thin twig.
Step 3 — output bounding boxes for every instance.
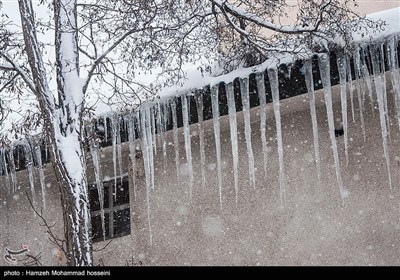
[25,191,68,259]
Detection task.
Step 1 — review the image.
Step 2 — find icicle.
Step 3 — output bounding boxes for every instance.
[34,145,46,209]
[8,147,17,192]
[337,51,349,165]
[304,60,321,184]
[157,102,167,171]
[171,99,180,182]
[155,102,162,151]
[370,44,392,189]
[147,107,155,191]
[161,102,168,164]
[0,149,4,185]
[318,54,345,204]
[44,141,48,163]
[361,47,375,115]
[387,37,400,130]
[211,85,223,209]
[256,73,268,179]
[353,47,366,141]
[23,143,35,204]
[103,115,108,143]
[380,44,390,139]
[151,106,157,155]
[111,113,118,200]
[345,53,355,123]
[117,116,123,185]
[1,148,10,194]
[268,68,286,206]
[163,101,171,130]
[89,123,105,240]
[240,78,256,190]
[195,93,206,191]
[128,112,137,200]
[226,82,239,204]
[181,95,194,200]
[139,107,153,244]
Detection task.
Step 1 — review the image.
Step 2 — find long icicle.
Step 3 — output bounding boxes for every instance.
[111,113,118,201]
[268,67,286,207]
[162,102,168,170]
[1,148,10,194]
[226,82,239,204]
[151,106,157,156]
[156,102,162,153]
[304,60,321,184]
[140,107,153,244]
[196,92,206,191]
[387,36,400,131]
[24,142,36,205]
[128,111,137,201]
[380,44,390,140]
[354,47,366,142]
[89,121,105,240]
[211,85,223,209]
[117,116,123,185]
[8,146,17,192]
[34,144,46,208]
[182,95,194,200]
[240,77,256,190]
[0,149,5,190]
[171,99,180,183]
[337,50,349,165]
[361,47,375,116]
[318,53,345,204]
[256,73,268,179]
[345,53,355,123]
[370,44,392,189]
[103,115,108,143]
[147,107,155,191]
[157,102,167,172]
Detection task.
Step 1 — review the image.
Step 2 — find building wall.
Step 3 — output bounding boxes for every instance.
[120,72,400,266]
[2,69,399,266]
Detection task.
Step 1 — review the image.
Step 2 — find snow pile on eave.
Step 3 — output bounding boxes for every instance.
[157,7,400,101]
[352,7,400,43]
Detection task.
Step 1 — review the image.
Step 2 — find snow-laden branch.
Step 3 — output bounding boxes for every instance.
[0,63,15,71]
[18,0,56,116]
[0,53,36,93]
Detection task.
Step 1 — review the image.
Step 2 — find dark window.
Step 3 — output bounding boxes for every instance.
[89,177,131,242]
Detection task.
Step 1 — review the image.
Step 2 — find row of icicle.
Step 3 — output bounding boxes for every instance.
[0,35,399,244]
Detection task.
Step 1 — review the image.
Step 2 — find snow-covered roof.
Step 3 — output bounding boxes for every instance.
[158,7,400,101]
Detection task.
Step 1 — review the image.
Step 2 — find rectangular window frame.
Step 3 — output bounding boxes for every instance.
[89,174,131,243]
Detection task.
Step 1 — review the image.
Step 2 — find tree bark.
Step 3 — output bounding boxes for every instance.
[18,0,93,266]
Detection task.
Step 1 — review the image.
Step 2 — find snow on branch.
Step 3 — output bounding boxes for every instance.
[0,53,36,93]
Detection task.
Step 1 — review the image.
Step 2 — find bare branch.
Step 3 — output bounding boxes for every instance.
[211,0,316,34]
[93,240,112,252]
[0,53,36,93]
[25,191,68,259]
[0,73,19,93]
[82,27,148,94]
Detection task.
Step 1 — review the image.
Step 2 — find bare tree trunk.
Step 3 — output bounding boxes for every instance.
[18,0,93,266]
